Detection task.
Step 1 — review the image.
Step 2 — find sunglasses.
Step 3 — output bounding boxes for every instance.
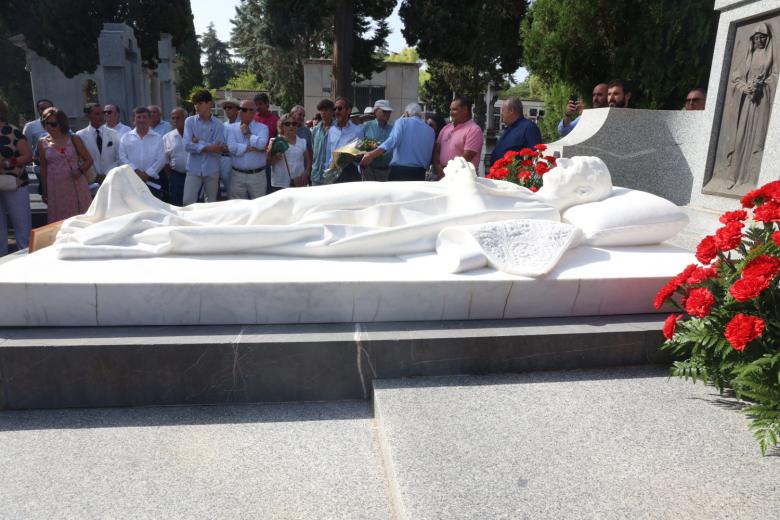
[283,121,298,127]
[103,110,114,114]
[238,107,253,113]
[334,106,347,111]
[44,121,59,128]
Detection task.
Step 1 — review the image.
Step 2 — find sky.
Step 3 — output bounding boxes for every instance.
[190,0,527,81]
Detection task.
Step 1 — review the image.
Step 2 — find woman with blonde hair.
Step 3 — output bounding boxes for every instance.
[267,112,311,191]
[0,100,33,254]
[38,107,93,222]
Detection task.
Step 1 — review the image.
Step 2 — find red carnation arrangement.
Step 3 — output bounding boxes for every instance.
[655,178,779,454]
[487,144,556,192]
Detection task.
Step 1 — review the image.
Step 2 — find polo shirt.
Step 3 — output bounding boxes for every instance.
[437,119,483,171]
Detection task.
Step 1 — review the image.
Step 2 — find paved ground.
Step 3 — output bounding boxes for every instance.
[1,367,778,519]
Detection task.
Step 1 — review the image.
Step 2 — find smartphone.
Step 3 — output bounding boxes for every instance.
[569,94,578,103]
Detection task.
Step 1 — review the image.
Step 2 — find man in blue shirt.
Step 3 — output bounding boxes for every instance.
[182,89,226,204]
[360,103,435,182]
[490,97,542,166]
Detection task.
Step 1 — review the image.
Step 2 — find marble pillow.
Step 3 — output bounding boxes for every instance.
[562,187,689,246]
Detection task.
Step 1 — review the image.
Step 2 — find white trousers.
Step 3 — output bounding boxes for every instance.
[183,172,220,205]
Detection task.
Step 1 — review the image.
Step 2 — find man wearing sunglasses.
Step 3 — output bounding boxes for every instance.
[102,104,131,139]
[683,88,706,111]
[327,96,364,183]
[226,100,269,199]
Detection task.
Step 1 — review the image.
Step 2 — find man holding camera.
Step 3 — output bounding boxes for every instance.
[557,83,609,137]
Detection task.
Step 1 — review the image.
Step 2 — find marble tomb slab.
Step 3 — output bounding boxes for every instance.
[0,245,694,327]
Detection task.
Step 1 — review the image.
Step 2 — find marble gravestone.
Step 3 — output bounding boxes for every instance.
[547,0,780,248]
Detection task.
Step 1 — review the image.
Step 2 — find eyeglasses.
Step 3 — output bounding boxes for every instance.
[103,110,113,114]
[334,106,346,111]
[238,107,253,113]
[44,121,59,128]
[283,121,298,127]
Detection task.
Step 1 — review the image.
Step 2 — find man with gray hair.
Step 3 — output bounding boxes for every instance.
[360,102,435,181]
[489,96,542,166]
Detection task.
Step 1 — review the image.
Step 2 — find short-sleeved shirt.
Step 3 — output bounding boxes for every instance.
[1,124,29,186]
[362,119,393,167]
[255,112,280,139]
[437,119,483,171]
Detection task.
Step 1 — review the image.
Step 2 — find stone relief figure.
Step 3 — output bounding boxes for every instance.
[725,22,777,189]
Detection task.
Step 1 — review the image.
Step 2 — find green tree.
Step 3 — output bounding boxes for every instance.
[200,23,235,89]
[224,71,267,91]
[231,0,394,107]
[521,0,717,109]
[385,48,420,63]
[0,16,33,122]
[0,0,202,104]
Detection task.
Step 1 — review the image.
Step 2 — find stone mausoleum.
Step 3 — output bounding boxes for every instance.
[10,23,178,129]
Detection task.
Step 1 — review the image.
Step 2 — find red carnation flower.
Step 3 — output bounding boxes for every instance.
[729,277,770,302]
[695,236,718,265]
[753,201,780,223]
[742,255,780,283]
[740,188,764,208]
[719,210,748,224]
[519,148,534,157]
[772,231,780,246]
[521,159,533,167]
[534,143,547,151]
[761,180,780,203]
[686,266,718,285]
[653,264,697,309]
[714,221,743,251]
[490,167,509,180]
[663,313,683,340]
[529,186,539,192]
[724,314,764,351]
[684,287,715,317]
[543,155,557,166]
[535,162,549,175]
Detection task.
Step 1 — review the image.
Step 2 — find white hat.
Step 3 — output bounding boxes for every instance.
[364,106,374,115]
[373,99,393,112]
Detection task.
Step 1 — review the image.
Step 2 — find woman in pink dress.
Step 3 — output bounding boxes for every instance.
[38,107,93,223]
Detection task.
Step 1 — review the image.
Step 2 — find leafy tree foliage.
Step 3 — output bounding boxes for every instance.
[0,16,33,121]
[231,0,393,108]
[521,0,718,109]
[400,0,529,126]
[200,23,235,89]
[224,71,267,91]
[385,48,420,63]
[0,0,202,103]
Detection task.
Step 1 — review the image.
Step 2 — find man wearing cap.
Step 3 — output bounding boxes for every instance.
[359,102,435,182]
[360,99,394,181]
[220,98,240,199]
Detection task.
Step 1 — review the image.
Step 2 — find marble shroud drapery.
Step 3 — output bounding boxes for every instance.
[54,161,559,258]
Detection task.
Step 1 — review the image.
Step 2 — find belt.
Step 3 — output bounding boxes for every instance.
[221,153,231,157]
[171,169,186,176]
[232,166,264,174]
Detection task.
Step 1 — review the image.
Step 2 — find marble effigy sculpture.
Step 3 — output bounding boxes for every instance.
[53,156,676,277]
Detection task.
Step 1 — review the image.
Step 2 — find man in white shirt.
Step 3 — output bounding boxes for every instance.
[226,100,269,199]
[220,98,240,199]
[328,97,363,183]
[119,106,166,199]
[103,104,131,138]
[163,107,188,206]
[148,105,173,137]
[76,103,120,185]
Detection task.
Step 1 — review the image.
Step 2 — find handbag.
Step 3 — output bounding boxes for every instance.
[0,173,18,191]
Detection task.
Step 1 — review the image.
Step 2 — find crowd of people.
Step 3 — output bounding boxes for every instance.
[0,82,708,255]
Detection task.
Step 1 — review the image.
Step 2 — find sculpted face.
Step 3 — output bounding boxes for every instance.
[536,156,612,211]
